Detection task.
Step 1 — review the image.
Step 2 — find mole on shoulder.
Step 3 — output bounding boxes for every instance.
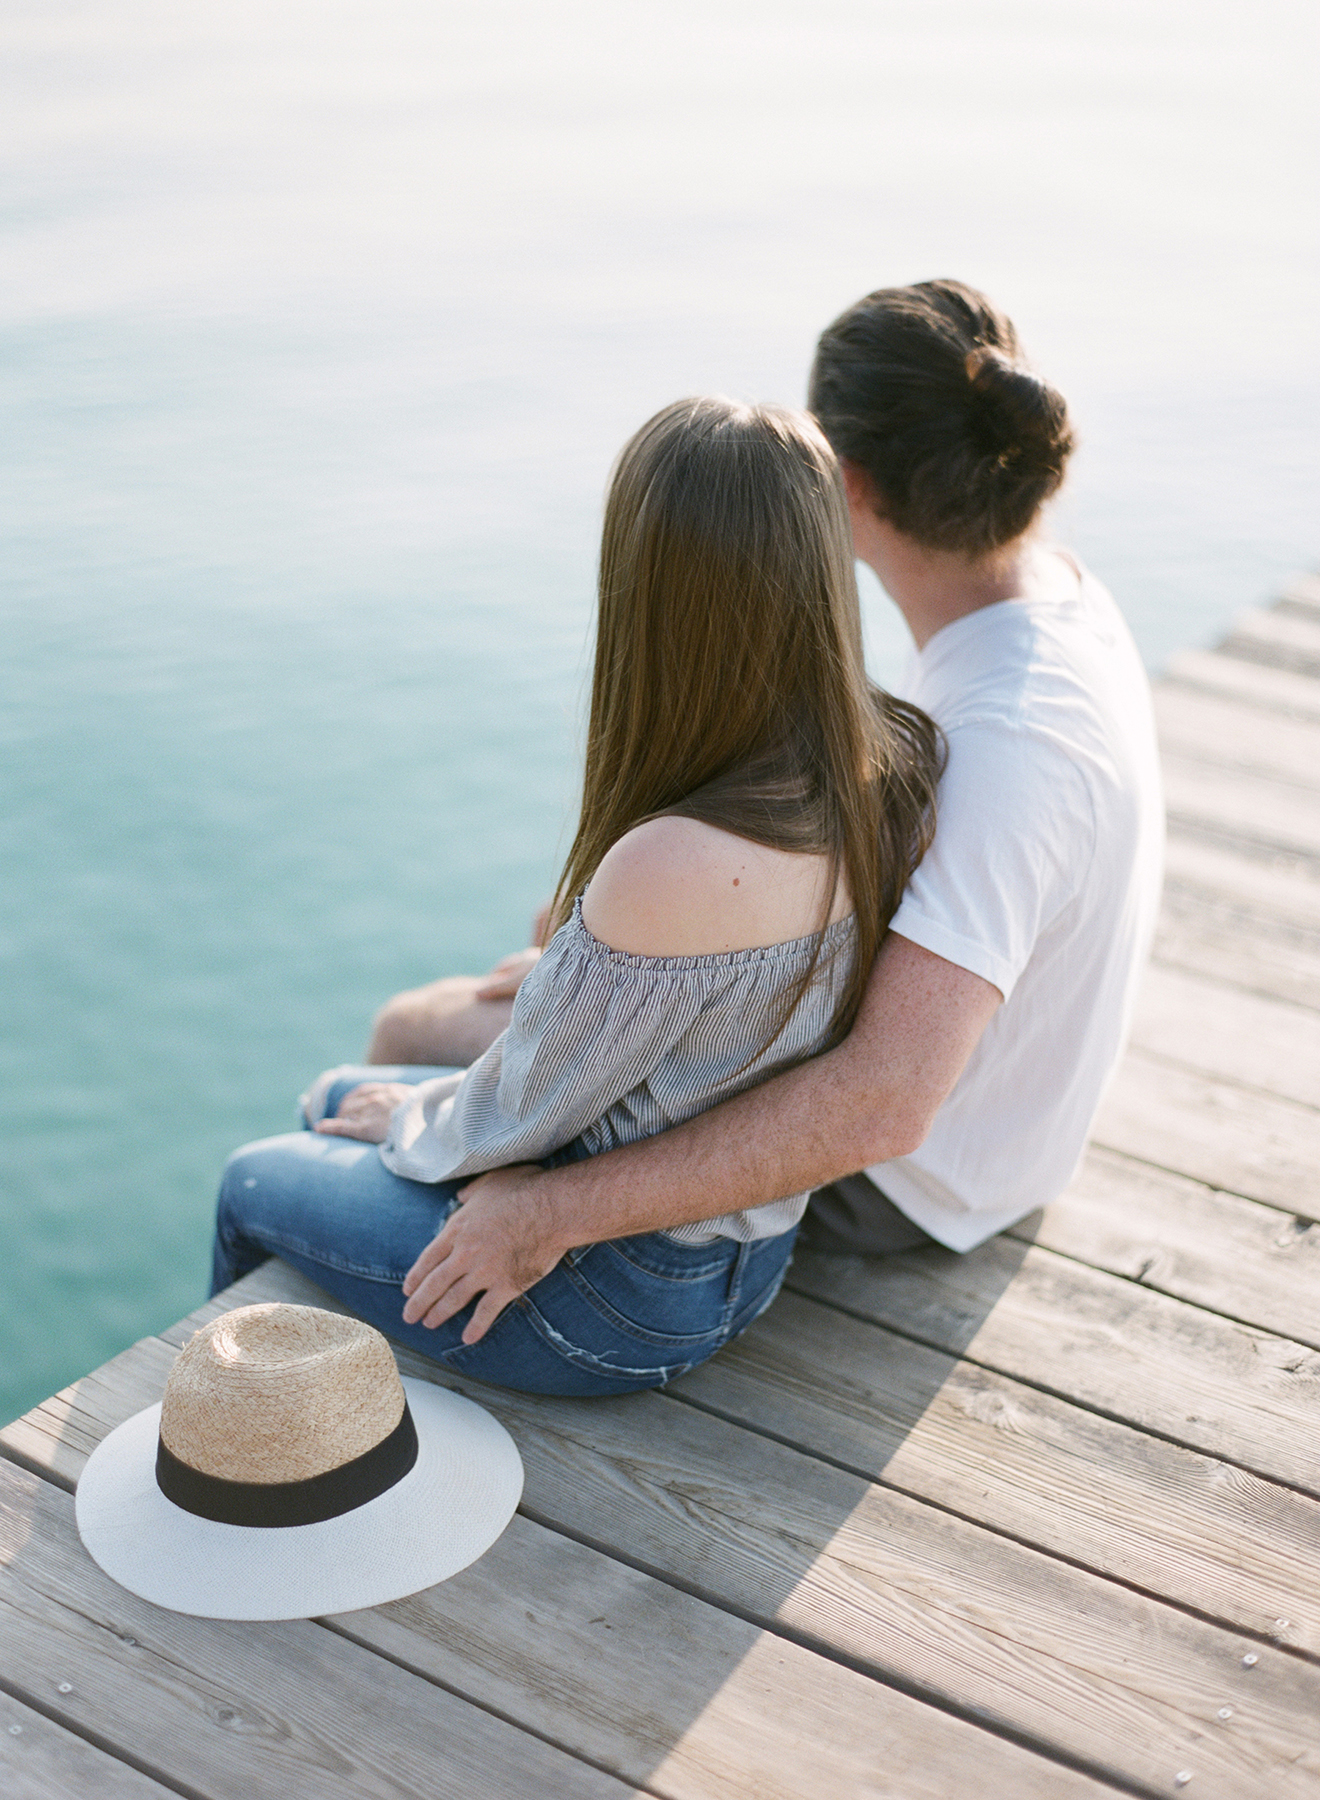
[732,878,740,886]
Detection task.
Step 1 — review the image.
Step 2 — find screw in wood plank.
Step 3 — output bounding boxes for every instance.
[1275,1619,1290,1630]
[1174,1774,1193,1788]
[1217,1708,1232,1720]
[7,1725,20,1736]
[1242,1653,1258,1666]
[57,1683,73,1694]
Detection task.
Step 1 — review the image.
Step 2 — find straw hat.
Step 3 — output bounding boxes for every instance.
[75,1303,523,1620]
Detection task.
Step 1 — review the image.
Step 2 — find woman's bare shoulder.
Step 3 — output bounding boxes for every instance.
[580,817,846,958]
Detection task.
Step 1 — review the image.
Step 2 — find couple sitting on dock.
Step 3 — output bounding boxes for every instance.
[213,279,1164,1396]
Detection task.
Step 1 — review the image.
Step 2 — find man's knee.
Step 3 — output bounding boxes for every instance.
[367,976,511,1065]
[368,981,451,1063]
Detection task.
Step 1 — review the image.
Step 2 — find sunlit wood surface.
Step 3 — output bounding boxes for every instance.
[4,578,1319,1799]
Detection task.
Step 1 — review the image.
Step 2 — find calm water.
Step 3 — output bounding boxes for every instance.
[2,0,1317,1424]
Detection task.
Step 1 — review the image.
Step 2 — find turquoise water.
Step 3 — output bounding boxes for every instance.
[3,0,1317,1425]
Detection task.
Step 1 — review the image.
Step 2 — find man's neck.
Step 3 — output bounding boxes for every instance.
[861,531,1041,652]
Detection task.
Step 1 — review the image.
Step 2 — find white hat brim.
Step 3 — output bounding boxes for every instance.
[75,1378,523,1620]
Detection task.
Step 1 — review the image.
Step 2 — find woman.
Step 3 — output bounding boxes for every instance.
[212,397,943,1395]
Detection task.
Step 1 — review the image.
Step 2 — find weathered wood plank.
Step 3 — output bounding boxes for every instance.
[1279,572,1320,615]
[1095,1049,1320,1216]
[1163,834,1320,934]
[1015,1147,1320,1350]
[0,1334,179,1494]
[0,1689,179,1800]
[1163,753,1320,864]
[1220,605,1320,679]
[1155,835,1320,1006]
[1129,964,1320,1104]
[0,1461,638,1800]
[1163,648,1320,725]
[19,1292,1320,1800]
[426,1373,1319,1800]
[787,1239,1320,1497]
[1152,885,1320,1012]
[677,1287,1320,1655]
[1232,604,1320,652]
[1155,684,1320,789]
[0,1293,1113,1800]
[331,1515,1116,1800]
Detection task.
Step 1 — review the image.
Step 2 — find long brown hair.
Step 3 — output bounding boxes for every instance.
[550,396,943,1051]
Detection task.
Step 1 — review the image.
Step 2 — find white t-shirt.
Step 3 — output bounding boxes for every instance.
[870,555,1164,1250]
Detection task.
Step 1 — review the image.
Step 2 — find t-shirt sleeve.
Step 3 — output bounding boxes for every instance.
[888,722,1096,1001]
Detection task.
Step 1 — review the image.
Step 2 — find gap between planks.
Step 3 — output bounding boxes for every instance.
[0,1460,646,1800]
[0,1336,1128,1800]
[5,1263,1317,1800]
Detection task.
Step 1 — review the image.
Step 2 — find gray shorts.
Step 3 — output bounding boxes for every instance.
[803,1172,939,1255]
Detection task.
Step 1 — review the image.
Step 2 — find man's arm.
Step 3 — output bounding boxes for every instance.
[401,932,1001,1340]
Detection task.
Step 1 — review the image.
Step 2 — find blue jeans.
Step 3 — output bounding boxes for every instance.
[211,1066,798,1398]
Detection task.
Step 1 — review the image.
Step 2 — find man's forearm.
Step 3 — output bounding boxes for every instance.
[415,936,1000,1343]
[533,933,999,1254]
[538,1039,908,1252]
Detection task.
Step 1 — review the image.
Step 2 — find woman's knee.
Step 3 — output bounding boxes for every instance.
[215,1133,334,1250]
[218,1133,295,1197]
[217,1141,261,1211]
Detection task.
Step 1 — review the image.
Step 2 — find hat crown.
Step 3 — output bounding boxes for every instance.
[160,1304,405,1485]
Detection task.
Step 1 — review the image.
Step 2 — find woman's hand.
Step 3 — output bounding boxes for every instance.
[314,1082,413,1143]
[401,1163,565,1343]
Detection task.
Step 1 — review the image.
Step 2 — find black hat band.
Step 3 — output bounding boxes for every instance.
[155,1400,419,1527]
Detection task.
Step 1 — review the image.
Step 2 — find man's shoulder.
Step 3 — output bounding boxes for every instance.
[921,588,1150,760]
[932,719,1097,872]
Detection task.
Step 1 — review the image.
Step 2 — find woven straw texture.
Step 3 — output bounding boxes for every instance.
[159,1303,405,1483]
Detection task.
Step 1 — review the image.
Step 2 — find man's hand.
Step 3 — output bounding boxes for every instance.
[401,1163,567,1343]
[472,900,554,1001]
[474,946,542,1002]
[402,936,1000,1344]
[471,896,554,1000]
[314,1082,413,1143]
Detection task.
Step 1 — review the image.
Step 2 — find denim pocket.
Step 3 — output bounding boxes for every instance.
[558,1236,737,1349]
[580,1230,734,1283]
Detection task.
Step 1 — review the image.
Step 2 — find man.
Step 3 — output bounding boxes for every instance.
[362,280,1164,1344]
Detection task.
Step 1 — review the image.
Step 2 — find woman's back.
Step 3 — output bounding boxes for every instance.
[582,815,852,957]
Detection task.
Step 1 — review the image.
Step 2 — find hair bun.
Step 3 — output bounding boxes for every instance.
[964,346,1068,464]
[810,280,1075,554]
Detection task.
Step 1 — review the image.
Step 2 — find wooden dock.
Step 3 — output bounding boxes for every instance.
[3,579,1319,1799]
